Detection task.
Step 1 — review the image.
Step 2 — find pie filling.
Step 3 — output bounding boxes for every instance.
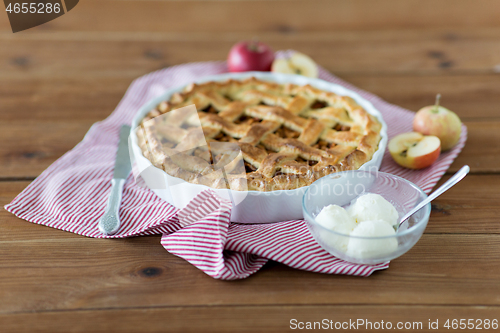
[137,77,382,191]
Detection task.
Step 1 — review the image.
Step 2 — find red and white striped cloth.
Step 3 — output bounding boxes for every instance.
[4,54,467,280]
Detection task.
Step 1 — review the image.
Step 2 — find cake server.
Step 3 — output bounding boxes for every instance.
[98,125,132,235]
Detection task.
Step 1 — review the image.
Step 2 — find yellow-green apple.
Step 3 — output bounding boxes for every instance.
[389,132,441,169]
[271,52,318,78]
[413,94,462,151]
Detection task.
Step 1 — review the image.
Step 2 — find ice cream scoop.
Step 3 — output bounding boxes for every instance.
[315,204,358,251]
[346,220,398,258]
[347,193,399,227]
[315,204,357,231]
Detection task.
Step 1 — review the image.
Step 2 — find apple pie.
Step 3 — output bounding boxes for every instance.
[137,77,382,191]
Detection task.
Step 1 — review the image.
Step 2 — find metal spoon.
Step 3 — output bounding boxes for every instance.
[397,165,470,230]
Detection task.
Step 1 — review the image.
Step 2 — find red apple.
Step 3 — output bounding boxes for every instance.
[413,95,462,151]
[227,41,275,72]
[389,132,441,169]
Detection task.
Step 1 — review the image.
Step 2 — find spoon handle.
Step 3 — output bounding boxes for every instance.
[399,165,470,227]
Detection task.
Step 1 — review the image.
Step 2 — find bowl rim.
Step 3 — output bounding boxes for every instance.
[129,71,388,195]
[302,170,431,239]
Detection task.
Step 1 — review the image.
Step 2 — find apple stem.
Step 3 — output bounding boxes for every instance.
[248,38,259,52]
[433,93,441,113]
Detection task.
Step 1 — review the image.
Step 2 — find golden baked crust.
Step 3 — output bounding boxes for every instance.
[137,77,382,191]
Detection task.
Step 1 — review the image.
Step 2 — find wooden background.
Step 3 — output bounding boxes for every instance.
[1,0,500,332]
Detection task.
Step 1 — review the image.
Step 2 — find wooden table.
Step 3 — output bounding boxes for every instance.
[1,1,500,332]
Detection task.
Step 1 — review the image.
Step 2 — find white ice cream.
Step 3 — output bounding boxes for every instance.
[315,193,400,259]
[315,204,357,233]
[315,204,358,251]
[346,220,398,258]
[347,193,399,227]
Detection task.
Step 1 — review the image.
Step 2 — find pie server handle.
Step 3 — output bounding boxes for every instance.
[98,178,125,235]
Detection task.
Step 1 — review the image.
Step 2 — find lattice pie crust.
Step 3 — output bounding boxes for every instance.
[137,78,382,191]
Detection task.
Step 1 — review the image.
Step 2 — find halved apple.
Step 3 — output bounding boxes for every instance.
[389,132,441,169]
[271,52,318,78]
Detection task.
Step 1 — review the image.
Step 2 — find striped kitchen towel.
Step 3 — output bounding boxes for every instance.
[4,54,467,280]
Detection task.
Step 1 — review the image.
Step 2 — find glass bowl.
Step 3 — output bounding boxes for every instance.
[302,170,431,265]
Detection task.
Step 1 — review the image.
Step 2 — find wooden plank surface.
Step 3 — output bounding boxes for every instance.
[1,34,499,177]
[2,0,500,33]
[2,72,500,122]
[1,176,500,316]
[1,0,500,331]
[2,305,500,333]
[1,119,498,178]
[1,232,499,313]
[2,74,500,124]
[2,29,500,78]
[3,174,500,237]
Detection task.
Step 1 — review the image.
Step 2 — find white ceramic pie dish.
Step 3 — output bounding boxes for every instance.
[129,72,388,223]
